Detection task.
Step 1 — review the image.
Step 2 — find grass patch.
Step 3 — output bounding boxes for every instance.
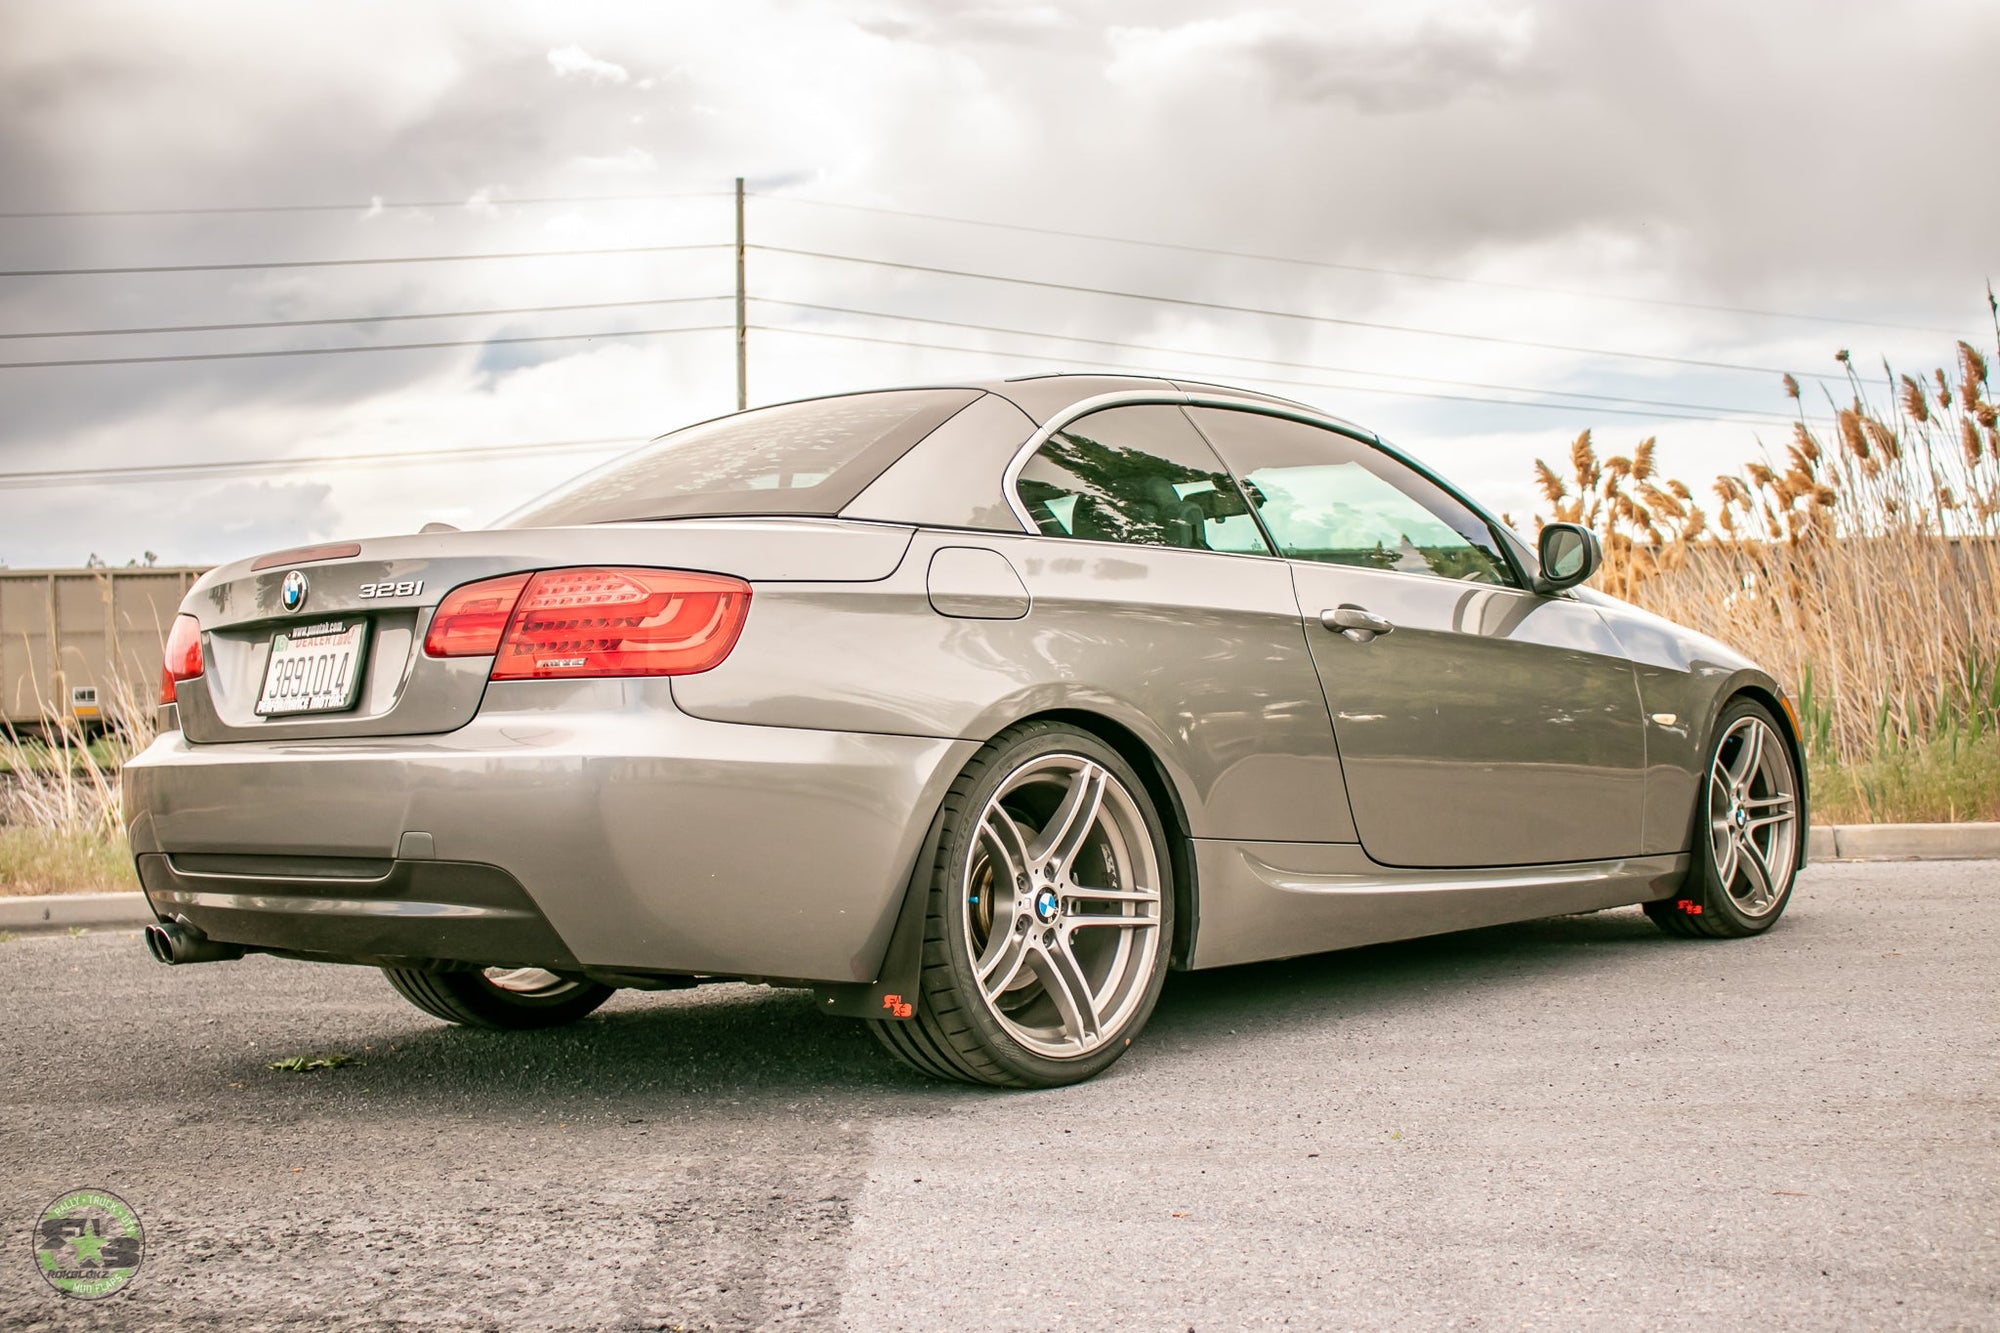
[0,826,137,896]
[0,734,126,774]
[1,690,149,895]
[1810,729,2000,824]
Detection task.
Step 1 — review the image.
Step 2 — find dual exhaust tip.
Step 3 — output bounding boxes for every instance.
[143,918,245,966]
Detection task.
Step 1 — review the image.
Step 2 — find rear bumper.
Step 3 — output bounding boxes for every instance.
[136,853,580,968]
[123,679,977,983]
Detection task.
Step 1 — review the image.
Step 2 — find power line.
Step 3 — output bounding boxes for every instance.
[2,323,1790,491]
[757,193,1974,338]
[5,182,1966,339]
[0,190,731,221]
[0,294,730,341]
[0,242,727,279]
[750,244,1849,386]
[757,324,1795,425]
[0,436,648,491]
[752,298,1789,424]
[11,179,1960,339]
[0,323,733,370]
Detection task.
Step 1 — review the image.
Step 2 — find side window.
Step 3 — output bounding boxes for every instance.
[1015,405,1272,555]
[1188,408,1518,586]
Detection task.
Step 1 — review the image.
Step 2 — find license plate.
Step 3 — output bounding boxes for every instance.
[255,621,368,716]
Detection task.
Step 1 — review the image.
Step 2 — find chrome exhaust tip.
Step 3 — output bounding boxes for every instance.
[143,919,245,965]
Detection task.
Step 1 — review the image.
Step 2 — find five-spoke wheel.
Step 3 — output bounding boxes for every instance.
[1706,714,1799,917]
[965,753,1165,1058]
[1648,697,1802,938]
[869,721,1173,1086]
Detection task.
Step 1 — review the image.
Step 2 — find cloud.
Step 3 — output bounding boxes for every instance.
[572,145,657,174]
[546,44,630,84]
[1105,3,1540,111]
[858,3,1072,47]
[0,0,1993,568]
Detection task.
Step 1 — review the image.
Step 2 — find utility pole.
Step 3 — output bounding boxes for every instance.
[734,176,747,412]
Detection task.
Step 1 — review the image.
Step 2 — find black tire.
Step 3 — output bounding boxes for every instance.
[1646,696,1803,939]
[866,721,1175,1088]
[381,966,614,1029]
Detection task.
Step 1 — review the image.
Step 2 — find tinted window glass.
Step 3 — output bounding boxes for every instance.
[1015,406,1272,555]
[1189,408,1517,585]
[502,388,979,527]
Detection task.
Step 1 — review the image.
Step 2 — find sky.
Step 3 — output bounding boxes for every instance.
[0,0,1994,568]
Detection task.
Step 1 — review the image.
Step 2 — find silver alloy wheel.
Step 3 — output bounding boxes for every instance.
[482,967,578,996]
[1707,715,1798,916]
[963,753,1164,1059]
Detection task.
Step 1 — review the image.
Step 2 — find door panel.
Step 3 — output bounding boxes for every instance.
[1290,562,1647,867]
[1182,404,1647,869]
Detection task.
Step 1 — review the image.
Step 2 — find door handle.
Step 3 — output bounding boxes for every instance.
[1320,605,1394,642]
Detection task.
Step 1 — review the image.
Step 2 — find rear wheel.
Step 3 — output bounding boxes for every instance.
[868,722,1173,1087]
[381,965,614,1029]
[1647,698,1802,939]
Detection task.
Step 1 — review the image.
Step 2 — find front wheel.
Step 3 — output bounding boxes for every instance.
[1647,698,1803,939]
[869,722,1174,1087]
[382,966,614,1029]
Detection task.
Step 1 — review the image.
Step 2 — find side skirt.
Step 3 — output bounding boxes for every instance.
[1187,840,1691,970]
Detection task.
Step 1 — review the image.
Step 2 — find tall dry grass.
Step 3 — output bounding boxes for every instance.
[1531,331,2000,821]
[0,674,152,893]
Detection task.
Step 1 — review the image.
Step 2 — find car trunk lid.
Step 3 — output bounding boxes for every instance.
[173,517,913,742]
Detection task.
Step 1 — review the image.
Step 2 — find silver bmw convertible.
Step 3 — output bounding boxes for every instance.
[125,373,1807,1086]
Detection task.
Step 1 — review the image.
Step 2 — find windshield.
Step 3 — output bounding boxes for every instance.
[500,388,981,527]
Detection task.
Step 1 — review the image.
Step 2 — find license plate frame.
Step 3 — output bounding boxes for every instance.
[254,620,369,717]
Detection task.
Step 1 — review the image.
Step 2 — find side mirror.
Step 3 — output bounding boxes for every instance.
[1534,522,1601,594]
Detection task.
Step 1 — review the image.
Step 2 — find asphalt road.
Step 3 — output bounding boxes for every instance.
[2,860,1995,1331]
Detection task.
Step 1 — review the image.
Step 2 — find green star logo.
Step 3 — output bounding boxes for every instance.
[67,1229,109,1265]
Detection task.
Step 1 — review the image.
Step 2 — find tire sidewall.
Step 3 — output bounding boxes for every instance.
[441,969,612,1028]
[934,725,1175,1085]
[1694,698,1802,934]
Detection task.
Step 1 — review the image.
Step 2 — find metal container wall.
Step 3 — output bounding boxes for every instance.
[0,568,205,727]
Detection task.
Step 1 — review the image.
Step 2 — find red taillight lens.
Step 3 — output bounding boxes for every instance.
[426,567,752,679]
[160,614,203,705]
[424,572,532,658]
[494,567,751,679]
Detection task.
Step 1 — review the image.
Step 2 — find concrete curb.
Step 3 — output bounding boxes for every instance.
[1,824,1995,935]
[1817,821,2000,862]
[0,891,150,934]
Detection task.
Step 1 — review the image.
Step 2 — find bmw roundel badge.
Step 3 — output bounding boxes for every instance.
[280,570,309,613]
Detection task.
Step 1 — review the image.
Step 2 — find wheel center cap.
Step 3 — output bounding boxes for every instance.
[1734,807,1748,829]
[1033,888,1060,923]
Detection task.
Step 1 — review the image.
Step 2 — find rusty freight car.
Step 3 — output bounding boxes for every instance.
[1,567,207,732]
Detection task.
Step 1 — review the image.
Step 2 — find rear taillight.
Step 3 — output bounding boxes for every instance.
[425,567,751,680]
[423,572,532,658]
[160,614,203,705]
